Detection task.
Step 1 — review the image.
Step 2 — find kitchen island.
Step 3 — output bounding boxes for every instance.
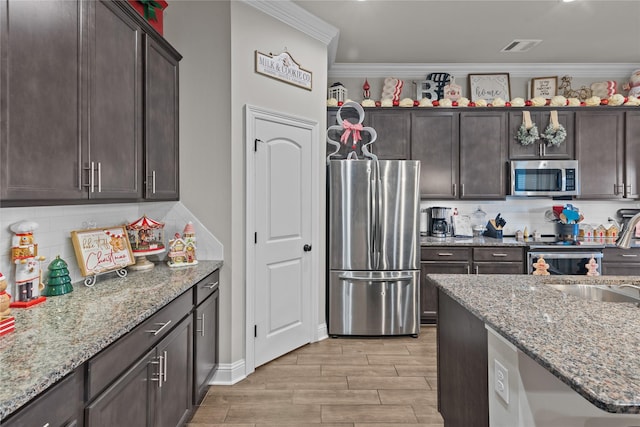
[432,273,640,426]
[0,260,222,423]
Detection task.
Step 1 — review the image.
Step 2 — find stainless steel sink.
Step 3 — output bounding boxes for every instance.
[546,284,640,304]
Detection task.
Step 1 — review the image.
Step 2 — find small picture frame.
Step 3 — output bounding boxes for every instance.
[531,76,558,98]
[71,226,135,277]
[468,73,511,102]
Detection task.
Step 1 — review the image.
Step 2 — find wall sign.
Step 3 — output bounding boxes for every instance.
[531,76,558,98]
[71,226,135,277]
[255,51,312,91]
[468,73,511,102]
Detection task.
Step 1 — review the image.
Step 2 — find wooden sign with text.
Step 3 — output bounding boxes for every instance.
[71,226,135,277]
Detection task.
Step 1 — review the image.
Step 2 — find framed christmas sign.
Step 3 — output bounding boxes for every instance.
[468,73,511,102]
[71,226,135,278]
[531,76,558,98]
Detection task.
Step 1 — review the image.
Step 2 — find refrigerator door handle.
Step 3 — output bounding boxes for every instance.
[338,273,414,282]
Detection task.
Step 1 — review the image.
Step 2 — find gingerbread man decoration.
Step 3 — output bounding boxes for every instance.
[585,256,600,276]
[532,256,550,275]
[327,101,378,161]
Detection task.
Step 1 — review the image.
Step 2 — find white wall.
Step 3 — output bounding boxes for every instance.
[164,0,329,375]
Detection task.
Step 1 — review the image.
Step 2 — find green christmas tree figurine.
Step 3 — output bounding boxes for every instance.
[42,256,73,296]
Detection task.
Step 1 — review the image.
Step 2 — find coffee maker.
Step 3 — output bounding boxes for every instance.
[429,207,452,237]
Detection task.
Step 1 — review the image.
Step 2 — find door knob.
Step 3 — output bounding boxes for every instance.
[303,244,312,252]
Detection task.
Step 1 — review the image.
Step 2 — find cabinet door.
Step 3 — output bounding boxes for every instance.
[508,110,575,160]
[156,315,193,427]
[194,289,219,404]
[85,349,155,427]
[145,36,180,200]
[624,111,640,199]
[368,109,411,160]
[88,0,143,200]
[576,110,624,199]
[437,290,489,427]
[1,0,85,202]
[411,111,459,199]
[459,111,508,199]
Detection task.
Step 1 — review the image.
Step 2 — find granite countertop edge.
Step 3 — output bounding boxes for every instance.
[0,259,223,421]
[431,274,640,415]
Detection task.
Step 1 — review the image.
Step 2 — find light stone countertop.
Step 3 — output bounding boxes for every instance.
[431,274,640,414]
[0,260,222,421]
[420,235,525,246]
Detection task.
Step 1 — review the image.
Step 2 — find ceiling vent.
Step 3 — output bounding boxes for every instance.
[500,39,542,53]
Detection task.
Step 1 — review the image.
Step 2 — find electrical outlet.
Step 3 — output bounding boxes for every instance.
[494,359,509,404]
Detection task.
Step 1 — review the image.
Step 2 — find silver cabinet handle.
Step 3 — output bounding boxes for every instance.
[437,252,454,256]
[163,350,168,383]
[452,183,457,197]
[466,265,470,275]
[539,143,543,157]
[97,162,102,192]
[461,184,465,197]
[203,281,219,289]
[626,184,632,197]
[152,170,156,194]
[475,265,479,275]
[150,356,163,388]
[90,161,95,193]
[146,320,172,336]
[197,313,206,336]
[492,253,508,257]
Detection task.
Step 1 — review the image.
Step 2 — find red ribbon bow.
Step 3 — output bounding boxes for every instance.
[340,120,363,145]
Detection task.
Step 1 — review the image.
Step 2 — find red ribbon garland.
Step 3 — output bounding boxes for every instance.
[340,119,363,145]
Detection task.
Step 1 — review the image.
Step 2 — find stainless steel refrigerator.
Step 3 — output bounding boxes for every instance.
[327,159,421,336]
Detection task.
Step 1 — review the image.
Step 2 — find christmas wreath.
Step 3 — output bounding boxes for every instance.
[517,111,539,146]
[517,123,539,146]
[541,123,567,147]
[541,110,566,147]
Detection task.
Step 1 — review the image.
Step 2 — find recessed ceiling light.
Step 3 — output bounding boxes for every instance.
[563,0,576,3]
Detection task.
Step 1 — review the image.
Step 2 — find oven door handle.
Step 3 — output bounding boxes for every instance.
[528,252,603,260]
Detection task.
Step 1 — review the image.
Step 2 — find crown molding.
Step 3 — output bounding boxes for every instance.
[328,63,640,79]
[240,0,339,63]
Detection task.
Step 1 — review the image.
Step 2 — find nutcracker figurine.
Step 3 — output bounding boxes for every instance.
[10,220,46,307]
[0,271,15,336]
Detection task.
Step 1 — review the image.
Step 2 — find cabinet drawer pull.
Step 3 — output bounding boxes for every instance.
[90,161,95,193]
[97,162,102,193]
[163,350,168,383]
[146,320,172,336]
[437,252,454,257]
[150,356,163,388]
[152,170,157,194]
[621,254,639,257]
[492,253,508,257]
[466,265,470,275]
[203,281,219,289]
[475,265,479,275]
[197,313,206,337]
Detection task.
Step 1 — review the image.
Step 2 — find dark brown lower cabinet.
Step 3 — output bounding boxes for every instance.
[437,289,488,427]
[602,247,640,275]
[194,288,220,404]
[86,315,193,427]
[2,368,84,427]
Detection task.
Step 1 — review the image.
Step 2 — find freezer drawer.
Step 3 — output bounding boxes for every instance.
[328,270,420,336]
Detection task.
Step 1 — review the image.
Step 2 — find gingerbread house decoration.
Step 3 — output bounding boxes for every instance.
[167,222,198,268]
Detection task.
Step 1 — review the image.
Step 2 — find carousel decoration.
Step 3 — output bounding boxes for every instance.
[126,215,166,271]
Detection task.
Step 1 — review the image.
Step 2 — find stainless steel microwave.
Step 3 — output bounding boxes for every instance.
[510,160,579,197]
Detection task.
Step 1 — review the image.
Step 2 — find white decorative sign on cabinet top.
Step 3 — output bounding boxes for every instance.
[255,51,312,91]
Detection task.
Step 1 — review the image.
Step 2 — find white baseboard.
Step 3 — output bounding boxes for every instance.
[316,322,328,342]
[210,359,246,385]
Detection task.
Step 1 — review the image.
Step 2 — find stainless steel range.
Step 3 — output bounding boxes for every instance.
[527,238,604,275]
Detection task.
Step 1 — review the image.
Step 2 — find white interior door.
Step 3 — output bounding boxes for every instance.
[252,112,313,368]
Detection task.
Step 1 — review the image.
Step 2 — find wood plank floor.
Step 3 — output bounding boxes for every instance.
[188,325,444,426]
